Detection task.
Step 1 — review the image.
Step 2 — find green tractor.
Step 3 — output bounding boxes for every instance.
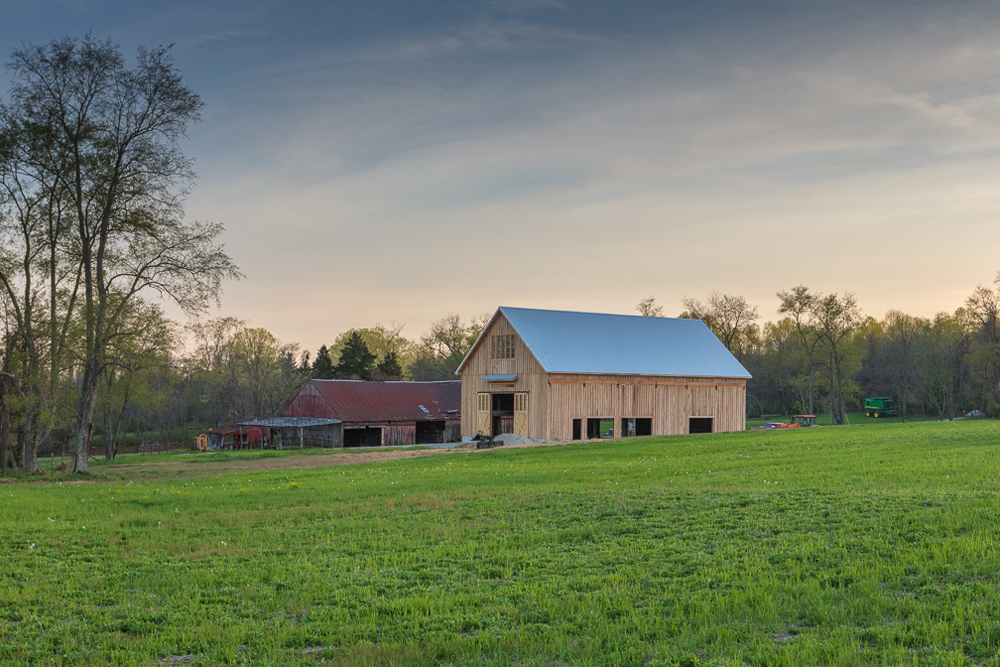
[864,397,898,418]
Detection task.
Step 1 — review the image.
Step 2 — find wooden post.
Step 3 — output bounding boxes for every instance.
[299,427,304,450]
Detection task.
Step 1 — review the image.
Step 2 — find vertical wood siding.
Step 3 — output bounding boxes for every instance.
[546,375,746,439]
[460,314,548,438]
[460,315,747,439]
[385,424,415,446]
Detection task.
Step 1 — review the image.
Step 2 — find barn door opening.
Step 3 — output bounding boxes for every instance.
[689,417,713,434]
[587,418,614,439]
[492,393,514,435]
[476,393,491,436]
[514,392,528,437]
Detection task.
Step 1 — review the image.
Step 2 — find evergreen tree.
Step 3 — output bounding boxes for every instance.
[312,345,335,379]
[375,351,404,380]
[334,333,376,380]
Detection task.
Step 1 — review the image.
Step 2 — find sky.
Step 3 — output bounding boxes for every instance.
[4,1,1000,354]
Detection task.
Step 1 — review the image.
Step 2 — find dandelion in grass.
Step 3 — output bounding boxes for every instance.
[285,481,299,489]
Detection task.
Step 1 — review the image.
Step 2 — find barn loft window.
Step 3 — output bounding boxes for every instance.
[492,334,514,359]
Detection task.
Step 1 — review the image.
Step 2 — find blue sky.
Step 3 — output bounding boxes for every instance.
[5,1,1000,352]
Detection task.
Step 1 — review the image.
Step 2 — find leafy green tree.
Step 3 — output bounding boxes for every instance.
[1,36,240,473]
[312,345,335,379]
[812,293,863,425]
[330,323,415,379]
[375,351,404,381]
[777,286,823,414]
[411,314,487,381]
[96,300,176,460]
[334,331,377,380]
[185,318,307,424]
[680,292,759,361]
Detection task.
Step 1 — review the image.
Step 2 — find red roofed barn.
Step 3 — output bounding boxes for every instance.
[283,380,462,446]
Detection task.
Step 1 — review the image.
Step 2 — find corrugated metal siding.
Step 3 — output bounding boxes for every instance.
[283,380,461,423]
[498,307,751,378]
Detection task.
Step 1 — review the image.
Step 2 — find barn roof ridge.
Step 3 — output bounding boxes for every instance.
[457,306,751,379]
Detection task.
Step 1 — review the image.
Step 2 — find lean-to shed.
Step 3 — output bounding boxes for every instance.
[456,307,751,440]
[283,380,461,446]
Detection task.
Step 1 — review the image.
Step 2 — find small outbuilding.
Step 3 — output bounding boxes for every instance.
[456,307,751,440]
[206,425,267,450]
[283,380,461,446]
[237,417,343,449]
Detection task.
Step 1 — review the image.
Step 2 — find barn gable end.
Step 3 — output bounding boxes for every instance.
[458,307,749,440]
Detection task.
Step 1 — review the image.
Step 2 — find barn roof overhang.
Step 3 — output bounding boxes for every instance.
[238,417,342,428]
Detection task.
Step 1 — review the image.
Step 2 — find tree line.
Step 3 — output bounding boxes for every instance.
[640,278,1000,423]
[0,36,239,474]
[0,36,489,476]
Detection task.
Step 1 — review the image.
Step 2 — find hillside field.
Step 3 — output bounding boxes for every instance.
[2,421,1000,666]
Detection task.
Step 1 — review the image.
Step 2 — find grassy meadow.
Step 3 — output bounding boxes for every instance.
[2,421,1000,665]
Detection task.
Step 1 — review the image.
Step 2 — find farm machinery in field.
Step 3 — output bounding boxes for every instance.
[751,415,818,430]
[864,397,898,418]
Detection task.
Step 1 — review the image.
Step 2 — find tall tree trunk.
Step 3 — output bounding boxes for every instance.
[22,410,38,475]
[807,365,816,415]
[73,366,100,473]
[104,411,116,461]
[0,386,10,476]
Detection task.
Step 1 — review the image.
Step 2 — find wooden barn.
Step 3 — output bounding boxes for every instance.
[456,307,751,440]
[283,380,461,446]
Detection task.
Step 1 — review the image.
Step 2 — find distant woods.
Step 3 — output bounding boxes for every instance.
[639,280,1000,423]
[0,36,491,476]
[307,316,488,383]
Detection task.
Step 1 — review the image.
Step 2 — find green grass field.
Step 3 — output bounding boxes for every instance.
[2,421,1000,665]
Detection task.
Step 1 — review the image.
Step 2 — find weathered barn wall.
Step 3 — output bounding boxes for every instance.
[284,383,328,418]
[385,424,414,446]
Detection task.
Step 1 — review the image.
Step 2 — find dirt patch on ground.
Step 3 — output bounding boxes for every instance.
[20,439,577,482]
[108,447,463,478]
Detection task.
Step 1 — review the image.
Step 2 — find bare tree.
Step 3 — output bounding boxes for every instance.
[636,296,664,317]
[680,291,759,360]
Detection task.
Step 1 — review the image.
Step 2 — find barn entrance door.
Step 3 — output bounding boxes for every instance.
[477,393,491,436]
[514,393,528,437]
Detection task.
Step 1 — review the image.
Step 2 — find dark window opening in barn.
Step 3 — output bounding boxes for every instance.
[572,419,582,440]
[491,334,514,359]
[492,393,514,435]
[621,418,635,437]
[415,421,446,444]
[587,418,614,439]
[344,426,383,447]
[689,417,713,434]
[635,418,652,436]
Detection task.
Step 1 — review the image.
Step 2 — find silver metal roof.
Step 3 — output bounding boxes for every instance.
[238,417,342,428]
[493,306,751,378]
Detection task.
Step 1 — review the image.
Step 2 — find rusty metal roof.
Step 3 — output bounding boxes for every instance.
[283,380,461,424]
